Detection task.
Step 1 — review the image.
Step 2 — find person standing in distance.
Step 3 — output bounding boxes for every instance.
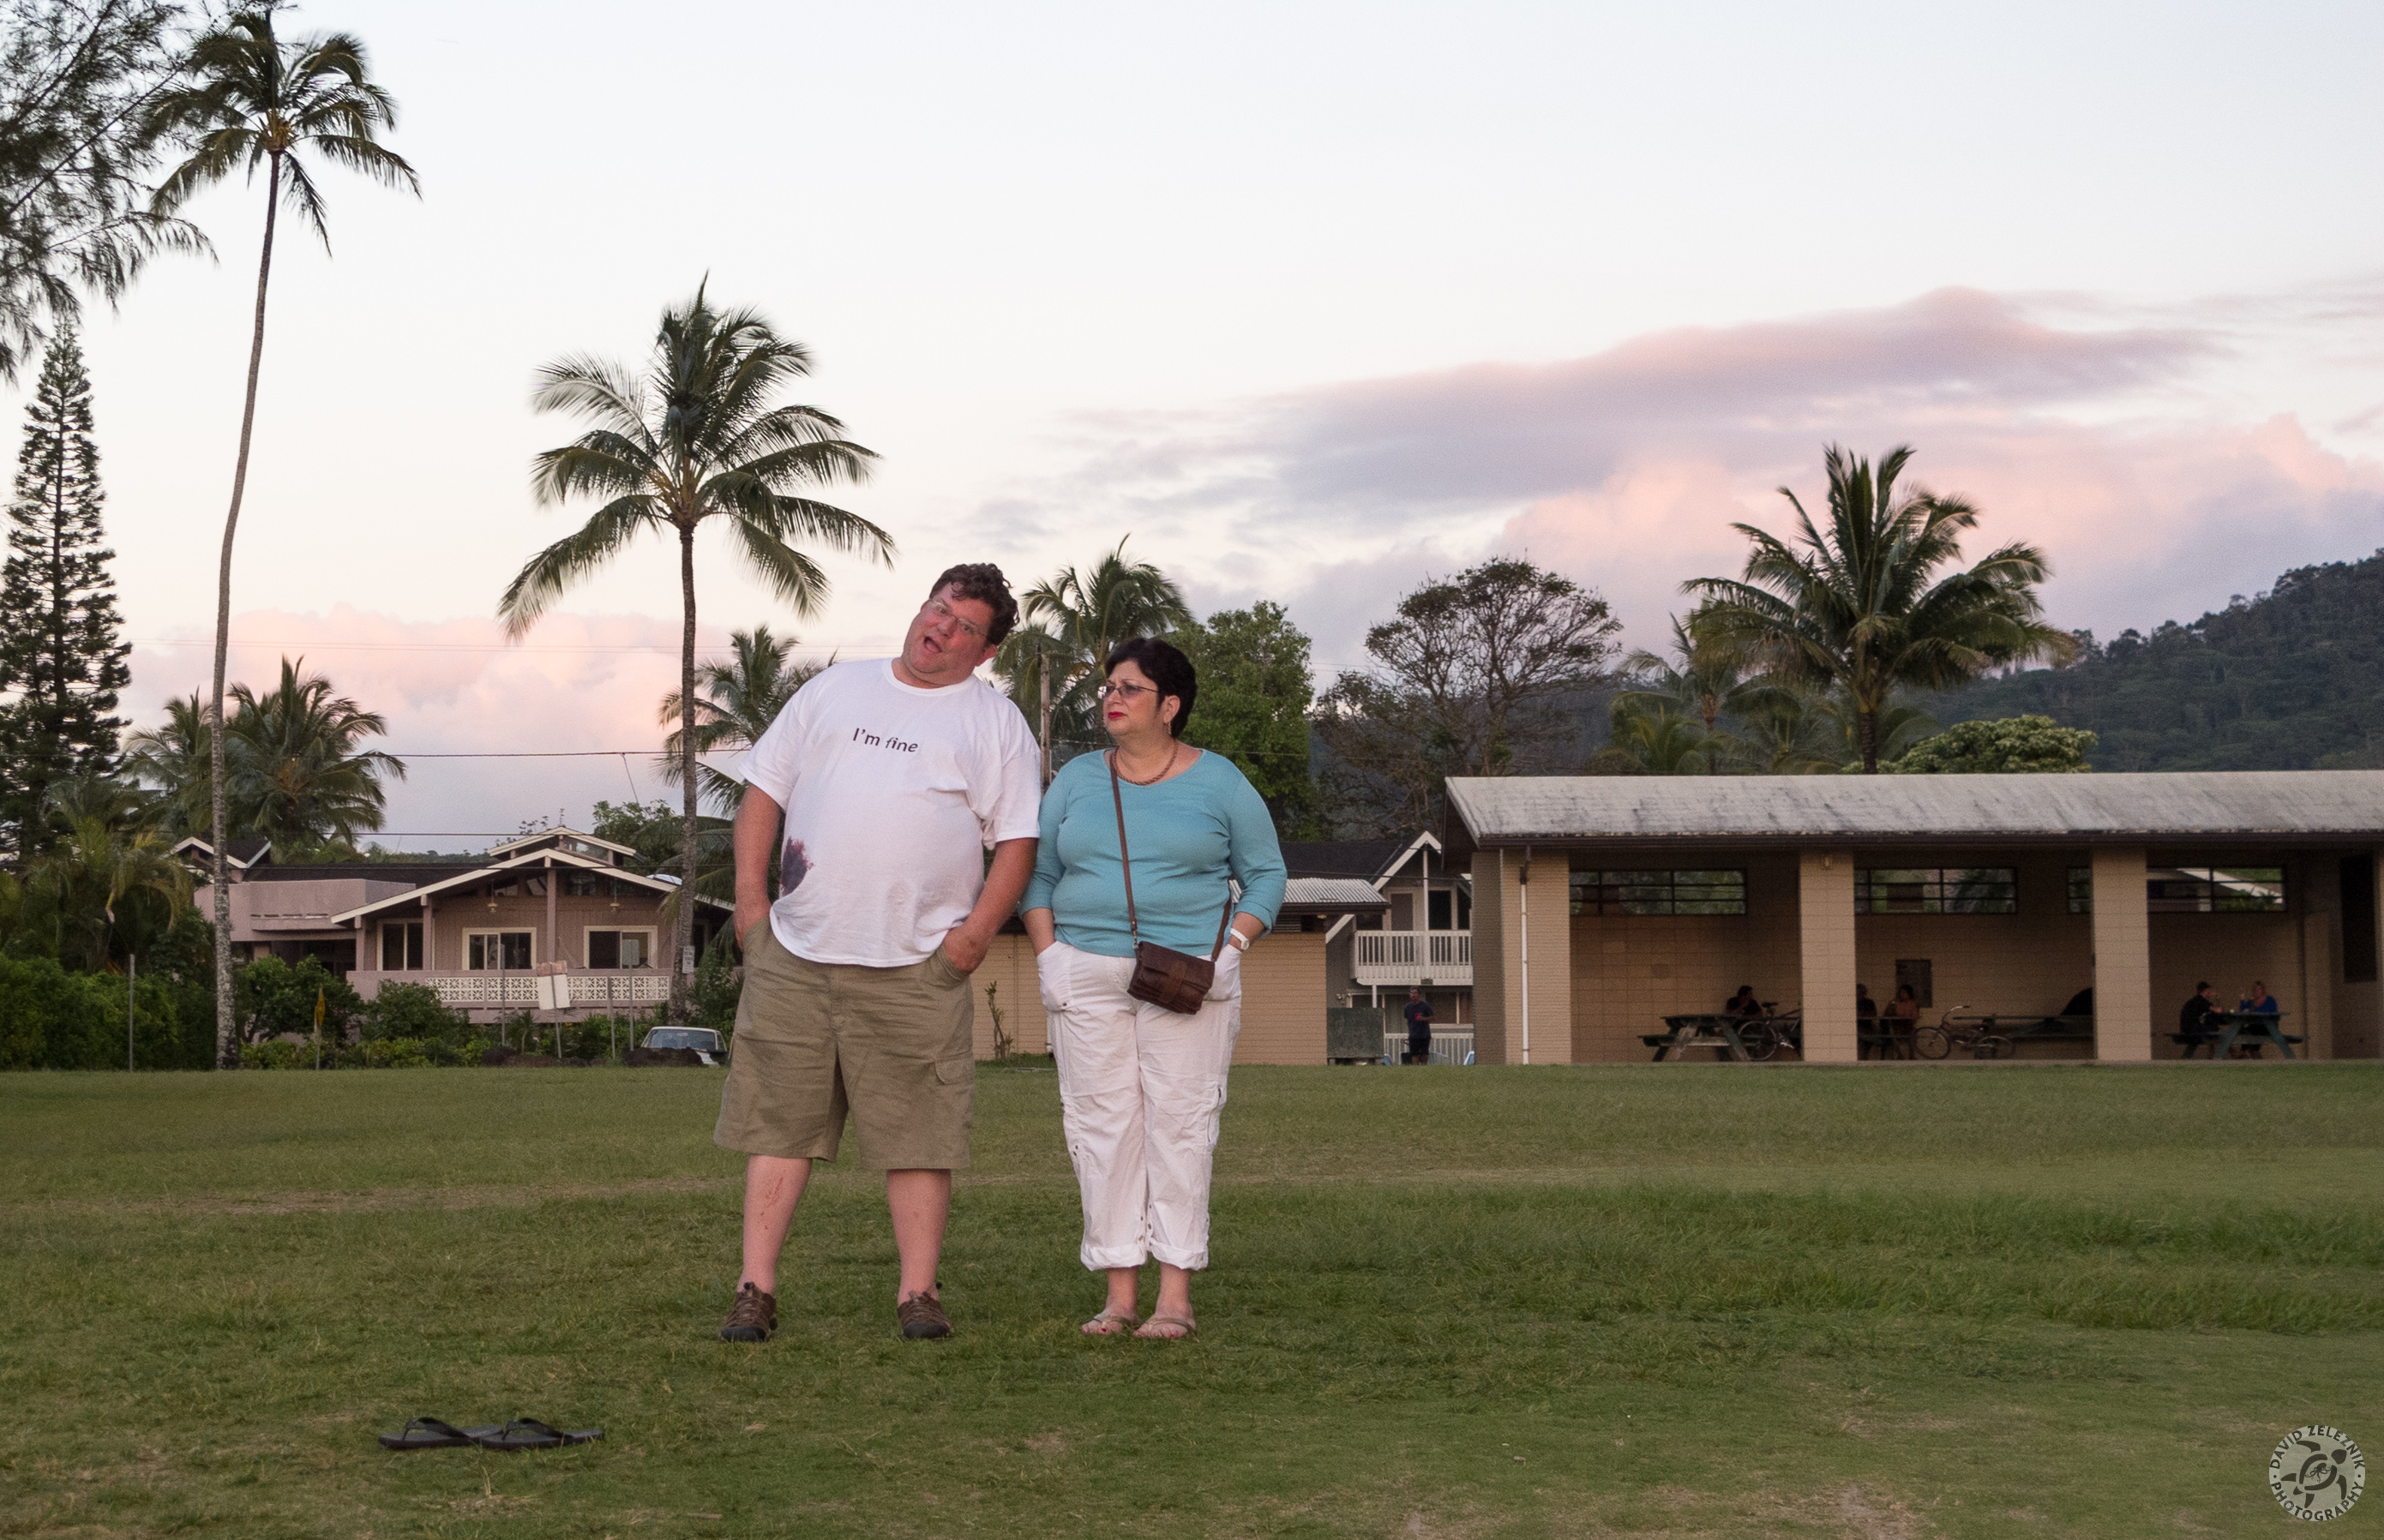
[1403,986,1434,1064]
[715,564,1040,1343]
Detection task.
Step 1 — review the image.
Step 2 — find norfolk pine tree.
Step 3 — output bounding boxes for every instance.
[0,327,129,858]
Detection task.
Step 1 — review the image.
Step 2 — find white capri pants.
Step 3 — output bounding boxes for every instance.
[1038,939,1242,1272]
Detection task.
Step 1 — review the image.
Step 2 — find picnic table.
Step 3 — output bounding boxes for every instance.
[1646,1014,1760,1062]
[2175,1011,2301,1060]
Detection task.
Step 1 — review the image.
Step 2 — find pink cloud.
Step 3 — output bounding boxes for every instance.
[123,607,819,846]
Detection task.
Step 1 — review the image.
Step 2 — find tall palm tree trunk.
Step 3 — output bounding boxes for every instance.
[671,523,698,1021]
[210,156,279,1069]
[1859,707,1879,775]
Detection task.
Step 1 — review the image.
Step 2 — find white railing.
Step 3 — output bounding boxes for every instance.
[363,972,671,1009]
[1380,1028,1476,1065]
[1353,930,1473,986]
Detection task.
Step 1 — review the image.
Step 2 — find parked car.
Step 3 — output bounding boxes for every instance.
[640,1026,727,1065]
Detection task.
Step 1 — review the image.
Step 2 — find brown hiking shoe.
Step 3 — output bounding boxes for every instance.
[896,1291,951,1340]
[718,1283,776,1343]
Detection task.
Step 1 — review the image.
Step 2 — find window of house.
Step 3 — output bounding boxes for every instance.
[566,871,602,897]
[379,920,423,971]
[1855,868,2018,914]
[1428,889,1456,930]
[2068,866,2093,914]
[586,928,653,969]
[2147,866,2285,913]
[1570,870,1748,916]
[465,931,534,969]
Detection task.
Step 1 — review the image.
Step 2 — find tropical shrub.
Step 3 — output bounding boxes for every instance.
[235,956,363,1043]
[238,1039,300,1069]
[362,981,469,1045]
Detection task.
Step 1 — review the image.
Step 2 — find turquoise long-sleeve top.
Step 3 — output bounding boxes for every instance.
[1022,747,1288,959]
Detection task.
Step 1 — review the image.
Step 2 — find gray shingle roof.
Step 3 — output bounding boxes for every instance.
[1280,878,1392,914]
[1444,771,2384,850]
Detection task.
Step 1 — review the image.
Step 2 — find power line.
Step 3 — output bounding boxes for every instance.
[126,637,850,657]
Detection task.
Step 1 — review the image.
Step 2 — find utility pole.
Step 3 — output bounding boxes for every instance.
[1038,662,1054,788]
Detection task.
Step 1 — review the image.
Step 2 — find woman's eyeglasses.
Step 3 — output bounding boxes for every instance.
[1095,681,1157,701]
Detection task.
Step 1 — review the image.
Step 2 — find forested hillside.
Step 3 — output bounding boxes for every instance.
[1935,548,2384,770]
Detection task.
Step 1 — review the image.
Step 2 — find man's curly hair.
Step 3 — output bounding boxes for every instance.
[928,563,1019,647]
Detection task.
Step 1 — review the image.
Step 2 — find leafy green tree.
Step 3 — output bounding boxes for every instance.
[1891,714,2096,774]
[0,0,200,381]
[0,327,129,853]
[1169,601,1316,836]
[1316,559,1619,836]
[149,7,417,1067]
[502,287,888,1021]
[1685,445,2072,773]
[659,624,826,813]
[225,656,402,852]
[997,537,1191,777]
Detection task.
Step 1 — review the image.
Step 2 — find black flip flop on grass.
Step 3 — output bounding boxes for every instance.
[474,1418,604,1452]
[378,1417,501,1451]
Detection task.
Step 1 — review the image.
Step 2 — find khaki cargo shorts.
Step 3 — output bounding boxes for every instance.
[715,921,976,1170]
[710,925,972,1177]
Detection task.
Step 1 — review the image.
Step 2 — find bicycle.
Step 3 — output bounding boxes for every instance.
[1913,1006,2014,1060]
[1735,1009,1800,1062]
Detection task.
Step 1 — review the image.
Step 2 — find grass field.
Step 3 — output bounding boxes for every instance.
[4,1062,2381,1539]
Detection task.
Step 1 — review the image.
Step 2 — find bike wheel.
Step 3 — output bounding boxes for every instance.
[1914,1025,1952,1059]
[1975,1034,2013,1060]
[1738,1022,1778,1062]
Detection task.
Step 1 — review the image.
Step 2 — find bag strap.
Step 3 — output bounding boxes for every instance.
[1110,751,1240,962]
[1108,753,1141,949]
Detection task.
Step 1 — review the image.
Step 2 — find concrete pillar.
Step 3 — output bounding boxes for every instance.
[1799,850,1858,1063]
[2298,911,2335,1060]
[1468,846,1572,1064]
[2090,846,2151,1061]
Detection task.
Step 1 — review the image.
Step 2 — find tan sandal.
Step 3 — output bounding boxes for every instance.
[1080,1309,1140,1336]
[1134,1315,1197,1340]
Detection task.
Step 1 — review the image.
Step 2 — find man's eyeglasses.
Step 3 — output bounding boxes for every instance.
[918,596,988,645]
[1094,681,1157,701]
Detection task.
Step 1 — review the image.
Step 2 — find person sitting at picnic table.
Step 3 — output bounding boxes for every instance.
[2177,982,2221,1056]
[2230,979,2281,1058]
[1888,984,1919,1022]
[1855,983,1877,1021]
[1726,985,1762,1019]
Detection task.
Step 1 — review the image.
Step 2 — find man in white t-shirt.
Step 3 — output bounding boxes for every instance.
[714,563,1041,1343]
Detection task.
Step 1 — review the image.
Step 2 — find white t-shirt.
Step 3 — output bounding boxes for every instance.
[742,658,1041,967]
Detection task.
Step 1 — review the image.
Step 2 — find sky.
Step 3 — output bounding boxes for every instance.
[33,0,2384,847]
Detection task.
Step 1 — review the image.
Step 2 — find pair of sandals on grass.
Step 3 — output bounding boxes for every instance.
[380,1417,603,1452]
[1080,1309,1195,1340]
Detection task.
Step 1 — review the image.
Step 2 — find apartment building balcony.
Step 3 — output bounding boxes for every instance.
[1352,930,1474,986]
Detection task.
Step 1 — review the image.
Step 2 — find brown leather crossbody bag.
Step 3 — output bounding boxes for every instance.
[1109,752,1235,1015]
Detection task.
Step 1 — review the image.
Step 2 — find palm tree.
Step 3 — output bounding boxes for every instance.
[1615,614,1788,775]
[1605,699,1711,775]
[994,538,1190,778]
[25,776,188,972]
[147,9,417,1065]
[226,656,402,853]
[1684,445,2073,773]
[658,625,827,813]
[123,691,219,838]
[501,288,890,1018]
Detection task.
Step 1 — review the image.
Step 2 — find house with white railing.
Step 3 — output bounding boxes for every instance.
[1284,832,1474,1037]
[191,828,730,1024]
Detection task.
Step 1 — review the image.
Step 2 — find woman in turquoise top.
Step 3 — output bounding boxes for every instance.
[1022,637,1287,1340]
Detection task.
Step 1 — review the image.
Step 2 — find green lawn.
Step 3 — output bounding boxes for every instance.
[3,1063,2380,1538]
